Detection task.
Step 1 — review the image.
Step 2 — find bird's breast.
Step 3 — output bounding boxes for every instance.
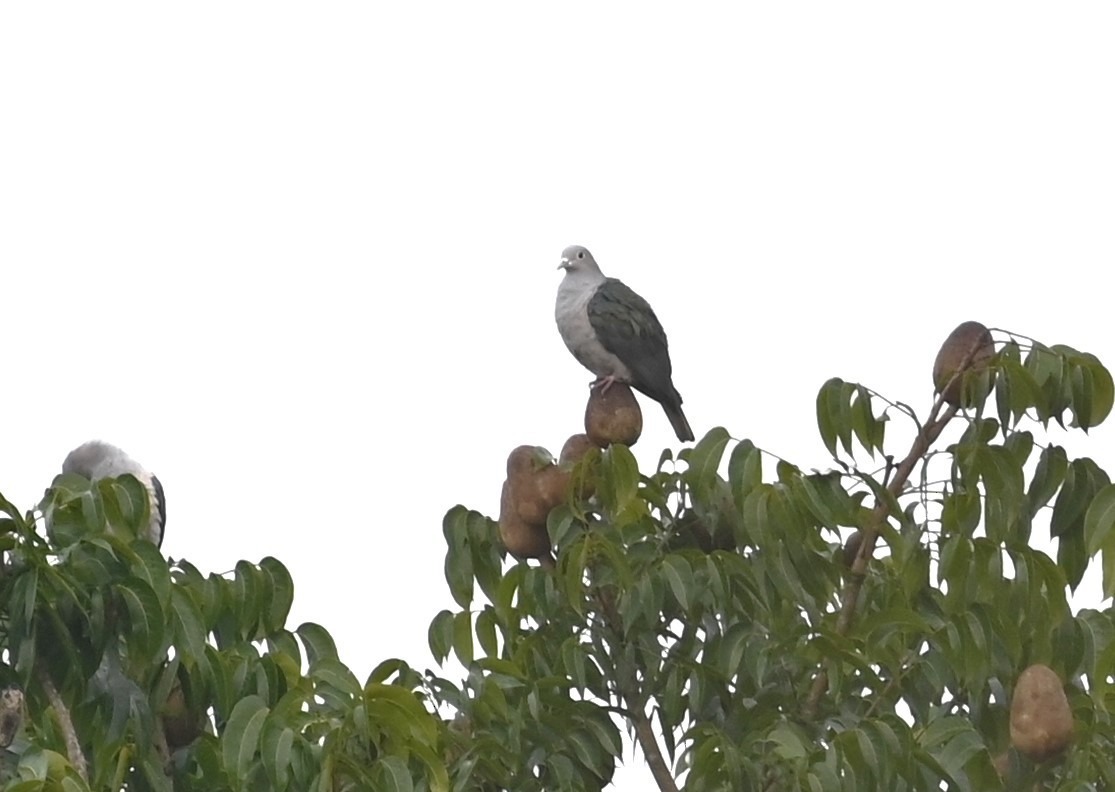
[555,281,631,380]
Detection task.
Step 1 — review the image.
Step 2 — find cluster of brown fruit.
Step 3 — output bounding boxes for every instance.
[498,384,643,568]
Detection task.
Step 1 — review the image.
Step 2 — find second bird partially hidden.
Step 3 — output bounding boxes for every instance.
[555,245,694,442]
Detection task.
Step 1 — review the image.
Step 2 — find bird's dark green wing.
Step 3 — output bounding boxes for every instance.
[587,278,678,405]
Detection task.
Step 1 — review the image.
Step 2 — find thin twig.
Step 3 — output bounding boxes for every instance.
[37,668,88,781]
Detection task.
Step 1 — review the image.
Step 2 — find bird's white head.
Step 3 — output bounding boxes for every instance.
[62,440,135,479]
[559,245,602,275]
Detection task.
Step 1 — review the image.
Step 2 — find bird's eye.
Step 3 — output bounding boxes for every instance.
[577,251,585,259]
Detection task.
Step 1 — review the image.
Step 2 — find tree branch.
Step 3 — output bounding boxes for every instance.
[803,402,957,718]
[37,668,88,782]
[595,591,680,792]
[628,699,678,792]
[802,344,987,718]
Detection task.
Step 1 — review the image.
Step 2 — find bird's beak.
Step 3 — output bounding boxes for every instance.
[558,259,570,270]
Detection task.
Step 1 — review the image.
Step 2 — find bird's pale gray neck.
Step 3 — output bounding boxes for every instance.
[561,266,606,291]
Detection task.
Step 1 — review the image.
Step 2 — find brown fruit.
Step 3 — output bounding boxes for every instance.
[504,445,554,526]
[162,677,206,750]
[842,529,864,569]
[559,433,598,500]
[535,465,569,512]
[585,383,642,447]
[932,321,995,407]
[499,445,561,565]
[1010,663,1073,761]
[499,479,551,560]
[559,433,596,466]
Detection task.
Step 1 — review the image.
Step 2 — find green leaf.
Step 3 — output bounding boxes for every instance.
[475,606,498,658]
[309,657,362,700]
[260,557,295,634]
[741,485,771,549]
[1051,459,1096,538]
[970,445,1025,541]
[452,610,473,666]
[221,694,269,786]
[796,471,857,529]
[853,471,904,530]
[128,540,172,607]
[941,489,980,538]
[441,506,474,609]
[366,658,412,687]
[373,756,414,792]
[816,378,859,458]
[1028,444,1068,517]
[296,622,338,665]
[684,426,730,486]
[101,473,151,542]
[857,608,932,647]
[816,384,836,458]
[1083,354,1115,427]
[834,381,857,457]
[0,491,26,527]
[1026,342,1070,425]
[467,510,503,606]
[169,586,207,663]
[1104,545,1115,601]
[850,385,878,458]
[267,630,302,668]
[12,565,39,626]
[599,444,642,524]
[118,577,166,660]
[199,571,228,630]
[660,555,694,613]
[768,722,810,760]
[1070,362,1095,430]
[1058,529,1088,590]
[1084,484,1115,556]
[727,439,762,515]
[231,560,263,639]
[365,683,439,744]
[260,715,295,791]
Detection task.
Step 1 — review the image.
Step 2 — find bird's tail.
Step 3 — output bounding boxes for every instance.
[664,403,695,443]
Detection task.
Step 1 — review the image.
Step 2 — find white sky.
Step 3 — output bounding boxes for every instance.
[2,4,1113,789]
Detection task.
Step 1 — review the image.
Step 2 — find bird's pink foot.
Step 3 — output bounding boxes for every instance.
[591,375,622,394]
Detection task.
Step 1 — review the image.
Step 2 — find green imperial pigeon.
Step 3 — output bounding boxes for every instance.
[62,440,167,547]
[556,245,694,442]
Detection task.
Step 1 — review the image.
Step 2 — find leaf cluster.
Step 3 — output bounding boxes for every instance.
[433,334,1115,790]
[0,477,449,792]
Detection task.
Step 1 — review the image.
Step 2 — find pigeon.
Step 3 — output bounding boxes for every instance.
[556,245,694,442]
[61,440,166,547]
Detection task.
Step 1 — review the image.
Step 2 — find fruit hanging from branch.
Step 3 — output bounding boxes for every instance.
[932,320,996,407]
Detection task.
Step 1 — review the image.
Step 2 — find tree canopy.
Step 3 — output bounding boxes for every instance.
[2,323,1114,790]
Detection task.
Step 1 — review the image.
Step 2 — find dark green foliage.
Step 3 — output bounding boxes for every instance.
[436,333,1115,790]
[4,331,1115,791]
[0,477,449,791]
